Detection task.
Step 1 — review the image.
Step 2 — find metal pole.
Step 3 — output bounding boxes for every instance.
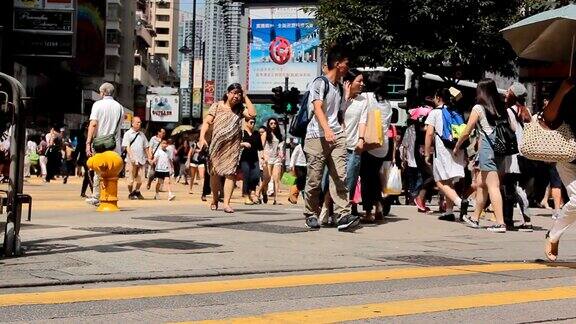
[200,41,206,125]
[189,0,197,126]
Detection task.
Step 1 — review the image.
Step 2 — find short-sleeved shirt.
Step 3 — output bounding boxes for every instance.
[343,94,368,150]
[306,77,345,139]
[154,149,170,172]
[121,128,149,165]
[89,96,123,153]
[401,125,417,168]
[149,136,162,157]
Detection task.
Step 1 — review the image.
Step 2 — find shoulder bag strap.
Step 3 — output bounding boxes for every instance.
[129,132,140,147]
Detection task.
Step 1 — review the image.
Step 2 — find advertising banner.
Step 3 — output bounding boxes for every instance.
[204,80,215,105]
[14,9,74,32]
[193,59,203,88]
[45,0,74,9]
[248,7,320,92]
[14,0,42,9]
[147,94,180,123]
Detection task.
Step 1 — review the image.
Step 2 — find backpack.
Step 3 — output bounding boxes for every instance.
[289,76,330,138]
[436,105,466,149]
[482,112,519,157]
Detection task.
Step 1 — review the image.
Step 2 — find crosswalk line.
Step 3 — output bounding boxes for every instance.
[0,262,554,307]
[185,285,576,323]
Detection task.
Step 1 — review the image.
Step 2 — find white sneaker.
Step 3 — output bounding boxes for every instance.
[552,209,562,220]
[168,194,176,201]
[85,197,99,206]
[154,194,159,200]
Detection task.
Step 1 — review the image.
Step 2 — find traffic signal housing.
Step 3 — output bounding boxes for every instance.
[271,86,286,114]
[286,87,300,114]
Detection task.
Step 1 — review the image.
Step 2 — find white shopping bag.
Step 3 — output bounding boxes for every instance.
[383,165,402,196]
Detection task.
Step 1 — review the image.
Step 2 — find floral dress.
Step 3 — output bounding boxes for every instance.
[207,102,243,176]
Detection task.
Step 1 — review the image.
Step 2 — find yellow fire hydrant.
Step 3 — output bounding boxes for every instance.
[87,150,124,212]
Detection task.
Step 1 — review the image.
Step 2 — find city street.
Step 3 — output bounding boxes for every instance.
[1,178,576,322]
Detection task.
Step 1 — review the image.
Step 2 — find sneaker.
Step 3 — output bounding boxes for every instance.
[305,216,320,230]
[262,194,268,204]
[135,191,145,200]
[459,199,470,220]
[414,197,430,213]
[128,192,137,200]
[517,222,534,232]
[337,214,360,231]
[487,224,507,233]
[462,215,480,228]
[438,213,456,222]
[168,194,176,201]
[552,210,562,220]
[85,197,99,206]
[153,194,159,200]
[319,207,330,225]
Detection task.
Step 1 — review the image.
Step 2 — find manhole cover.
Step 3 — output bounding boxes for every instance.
[134,216,210,223]
[117,239,221,250]
[382,255,484,266]
[202,222,308,234]
[76,227,162,235]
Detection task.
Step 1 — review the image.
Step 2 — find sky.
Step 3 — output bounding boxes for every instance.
[180,0,205,16]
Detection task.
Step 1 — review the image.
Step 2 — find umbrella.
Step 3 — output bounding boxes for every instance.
[501,4,576,66]
[171,125,194,136]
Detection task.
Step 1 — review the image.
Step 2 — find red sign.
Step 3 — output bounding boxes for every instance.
[269,37,292,65]
[204,80,215,105]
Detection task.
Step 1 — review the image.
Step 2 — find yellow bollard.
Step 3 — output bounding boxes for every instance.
[87,150,124,212]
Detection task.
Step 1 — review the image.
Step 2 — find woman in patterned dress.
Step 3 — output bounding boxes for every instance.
[198,83,256,213]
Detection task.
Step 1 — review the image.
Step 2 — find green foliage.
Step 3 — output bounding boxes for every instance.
[309,0,531,79]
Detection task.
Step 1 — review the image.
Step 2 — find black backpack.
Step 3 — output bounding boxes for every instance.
[289,76,330,138]
[483,115,518,157]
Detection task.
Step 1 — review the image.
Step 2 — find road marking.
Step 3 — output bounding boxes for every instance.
[187,285,576,323]
[0,263,553,307]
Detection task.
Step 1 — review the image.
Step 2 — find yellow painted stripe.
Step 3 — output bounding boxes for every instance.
[188,285,576,324]
[0,263,552,307]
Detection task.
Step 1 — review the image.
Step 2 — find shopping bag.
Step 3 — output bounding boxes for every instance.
[352,178,362,204]
[364,109,383,150]
[383,165,402,195]
[281,172,297,186]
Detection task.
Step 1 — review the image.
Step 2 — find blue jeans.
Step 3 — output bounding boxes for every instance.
[240,160,260,195]
[346,150,362,200]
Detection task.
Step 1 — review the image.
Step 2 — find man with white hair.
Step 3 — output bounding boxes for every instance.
[122,116,149,200]
[85,82,124,206]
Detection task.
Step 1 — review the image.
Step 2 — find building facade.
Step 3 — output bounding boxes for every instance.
[178,18,204,118]
[149,0,180,73]
[204,0,229,100]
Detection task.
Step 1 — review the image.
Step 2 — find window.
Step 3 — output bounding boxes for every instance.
[156,27,169,35]
[157,1,170,9]
[156,15,170,22]
[156,40,169,47]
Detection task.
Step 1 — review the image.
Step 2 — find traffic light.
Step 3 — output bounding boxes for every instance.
[286,87,300,114]
[271,86,286,114]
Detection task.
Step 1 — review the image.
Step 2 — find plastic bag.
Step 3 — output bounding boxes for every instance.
[281,172,297,186]
[383,165,402,195]
[352,178,362,204]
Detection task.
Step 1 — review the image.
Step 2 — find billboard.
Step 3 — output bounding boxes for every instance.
[147,95,180,123]
[204,80,215,105]
[248,7,320,92]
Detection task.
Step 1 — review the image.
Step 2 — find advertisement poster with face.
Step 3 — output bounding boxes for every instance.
[147,95,180,123]
[248,7,320,93]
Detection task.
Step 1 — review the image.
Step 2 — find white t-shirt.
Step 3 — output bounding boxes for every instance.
[154,149,171,172]
[425,108,466,181]
[89,96,123,152]
[343,94,368,150]
[149,136,162,156]
[306,77,345,139]
[401,124,417,168]
[121,128,149,165]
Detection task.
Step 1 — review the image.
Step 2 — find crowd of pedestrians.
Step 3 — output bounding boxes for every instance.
[14,47,576,262]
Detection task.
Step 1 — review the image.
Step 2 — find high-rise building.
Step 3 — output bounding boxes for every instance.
[222,2,243,84]
[204,0,229,100]
[178,18,204,119]
[104,0,136,109]
[149,0,180,74]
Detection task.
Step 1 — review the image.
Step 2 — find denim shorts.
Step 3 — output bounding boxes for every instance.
[478,133,504,172]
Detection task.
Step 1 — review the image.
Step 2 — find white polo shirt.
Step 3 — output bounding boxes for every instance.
[89,96,124,153]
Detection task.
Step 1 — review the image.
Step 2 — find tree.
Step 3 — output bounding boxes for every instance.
[308,0,526,80]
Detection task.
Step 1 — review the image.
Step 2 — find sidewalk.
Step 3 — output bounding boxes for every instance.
[1,177,575,289]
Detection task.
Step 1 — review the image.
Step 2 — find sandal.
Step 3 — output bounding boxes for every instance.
[210,201,218,211]
[223,206,234,213]
[545,231,559,262]
[201,195,207,201]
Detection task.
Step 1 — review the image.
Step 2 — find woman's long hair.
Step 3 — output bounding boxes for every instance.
[265,117,283,144]
[222,83,244,113]
[476,78,506,122]
[343,69,362,83]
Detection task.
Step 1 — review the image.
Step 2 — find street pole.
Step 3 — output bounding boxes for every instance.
[188,0,197,126]
[200,41,206,124]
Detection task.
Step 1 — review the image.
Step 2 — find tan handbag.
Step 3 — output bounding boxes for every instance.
[520,115,576,162]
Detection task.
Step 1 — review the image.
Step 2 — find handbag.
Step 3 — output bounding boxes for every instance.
[93,110,123,153]
[521,115,576,162]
